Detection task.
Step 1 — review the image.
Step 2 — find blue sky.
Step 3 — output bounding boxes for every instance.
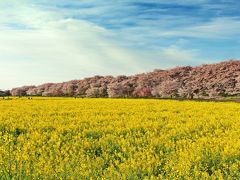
[0,0,240,89]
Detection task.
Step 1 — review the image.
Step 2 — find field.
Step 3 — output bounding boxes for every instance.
[0,98,239,179]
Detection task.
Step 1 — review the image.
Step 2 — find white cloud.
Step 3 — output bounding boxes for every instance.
[158,17,240,39]
[162,46,199,62]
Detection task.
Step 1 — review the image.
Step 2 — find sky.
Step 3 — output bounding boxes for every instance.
[0,0,240,89]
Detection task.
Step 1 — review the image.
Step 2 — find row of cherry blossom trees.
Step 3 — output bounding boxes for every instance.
[10,60,240,99]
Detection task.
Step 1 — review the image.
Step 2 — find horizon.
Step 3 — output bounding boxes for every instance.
[1,0,240,89]
[2,59,239,91]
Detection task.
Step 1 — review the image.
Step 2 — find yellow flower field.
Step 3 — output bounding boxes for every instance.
[0,98,239,179]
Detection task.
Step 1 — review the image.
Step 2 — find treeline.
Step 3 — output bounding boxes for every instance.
[0,90,11,97]
[9,60,240,99]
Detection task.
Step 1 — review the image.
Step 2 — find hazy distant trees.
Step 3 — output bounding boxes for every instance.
[0,90,10,97]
